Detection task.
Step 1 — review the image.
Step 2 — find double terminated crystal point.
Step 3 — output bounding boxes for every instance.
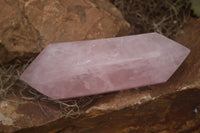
[20,33,190,99]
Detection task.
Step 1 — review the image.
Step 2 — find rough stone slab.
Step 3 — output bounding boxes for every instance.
[20,33,190,99]
[0,0,130,64]
[0,18,200,133]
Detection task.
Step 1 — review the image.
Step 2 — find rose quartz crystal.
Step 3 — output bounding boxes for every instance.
[20,33,190,99]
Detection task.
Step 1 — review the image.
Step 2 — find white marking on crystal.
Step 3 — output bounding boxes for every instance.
[77,59,91,65]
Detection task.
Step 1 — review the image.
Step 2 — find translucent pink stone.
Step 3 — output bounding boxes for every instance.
[20,33,190,99]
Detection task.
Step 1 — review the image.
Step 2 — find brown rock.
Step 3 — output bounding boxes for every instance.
[0,0,130,64]
[0,18,199,133]
[0,0,42,63]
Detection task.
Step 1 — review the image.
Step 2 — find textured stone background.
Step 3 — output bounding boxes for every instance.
[0,0,199,132]
[0,0,130,64]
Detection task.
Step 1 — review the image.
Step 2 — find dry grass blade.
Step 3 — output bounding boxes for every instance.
[111,0,191,37]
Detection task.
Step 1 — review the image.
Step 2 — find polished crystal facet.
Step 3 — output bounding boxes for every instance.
[20,33,190,99]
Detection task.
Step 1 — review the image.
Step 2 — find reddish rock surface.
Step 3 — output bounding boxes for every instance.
[0,18,199,133]
[0,0,130,64]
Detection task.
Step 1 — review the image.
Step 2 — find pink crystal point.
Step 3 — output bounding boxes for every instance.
[20,33,190,99]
